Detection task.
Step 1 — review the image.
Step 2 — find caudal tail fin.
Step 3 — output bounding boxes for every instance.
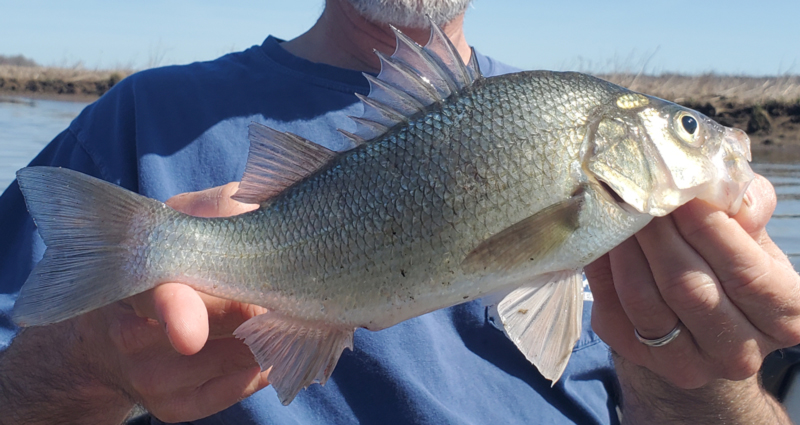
[13,167,164,326]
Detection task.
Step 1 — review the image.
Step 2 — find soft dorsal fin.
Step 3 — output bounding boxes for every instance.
[344,20,483,142]
[232,123,337,204]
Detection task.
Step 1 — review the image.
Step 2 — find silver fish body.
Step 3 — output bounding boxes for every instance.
[135,72,643,328]
[13,24,754,405]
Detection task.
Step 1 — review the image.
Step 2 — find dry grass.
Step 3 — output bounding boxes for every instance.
[0,64,132,83]
[0,65,134,99]
[1,63,798,106]
[599,73,800,104]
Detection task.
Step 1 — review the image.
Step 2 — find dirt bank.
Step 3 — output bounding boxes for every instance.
[2,66,798,161]
[600,73,800,162]
[679,98,800,162]
[0,65,131,101]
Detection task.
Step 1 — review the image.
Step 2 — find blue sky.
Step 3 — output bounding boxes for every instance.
[0,0,797,75]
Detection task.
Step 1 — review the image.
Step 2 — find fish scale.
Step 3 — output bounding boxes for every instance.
[13,22,754,405]
[119,74,625,328]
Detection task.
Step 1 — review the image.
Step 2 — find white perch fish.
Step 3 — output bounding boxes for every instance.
[13,22,754,405]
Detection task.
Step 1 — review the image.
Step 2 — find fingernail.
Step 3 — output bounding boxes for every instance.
[743,191,753,208]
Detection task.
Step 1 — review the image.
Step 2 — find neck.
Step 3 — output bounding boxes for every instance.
[280,0,470,73]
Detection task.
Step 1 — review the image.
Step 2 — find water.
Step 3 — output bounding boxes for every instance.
[0,96,89,190]
[754,163,800,270]
[0,96,798,268]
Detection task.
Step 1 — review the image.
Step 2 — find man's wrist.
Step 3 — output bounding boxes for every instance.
[0,318,134,425]
[613,352,790,425]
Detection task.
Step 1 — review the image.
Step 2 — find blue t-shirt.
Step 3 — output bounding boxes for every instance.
[0,36,619,424]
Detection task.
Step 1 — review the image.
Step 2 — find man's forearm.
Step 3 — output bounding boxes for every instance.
[614,354,791,425]
[0,320,133,425]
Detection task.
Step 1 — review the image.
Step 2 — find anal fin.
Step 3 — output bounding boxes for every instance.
[234,312,354,405]
[498,270,584,383]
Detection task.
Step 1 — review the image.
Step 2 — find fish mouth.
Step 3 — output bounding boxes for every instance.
[694,127,755,215]
[595,178,644,215]
[598,180,625,204]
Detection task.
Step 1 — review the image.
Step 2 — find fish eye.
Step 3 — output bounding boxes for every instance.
[681,115,698,135]
[673,111,702,146]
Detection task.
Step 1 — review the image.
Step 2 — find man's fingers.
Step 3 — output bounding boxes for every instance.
[166,182,258,218]
[153,283,210,355]
[192,367,270,417]
[589,240,714,388]
[586,254,649,365]
[135,339,268,422]
[137,337,259,391]
[671,187,800,347]
[608,236,679,342]
[730,174,776,236]
[124,284,208,355]
[196,292,268,339]
[587,174,800,389]
[636,214,766,379]
[105,183,269,421]
[151,367,270,423]
[124,284,267,350]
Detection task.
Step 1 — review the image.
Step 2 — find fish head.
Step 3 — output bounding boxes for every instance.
[585,92,754,217]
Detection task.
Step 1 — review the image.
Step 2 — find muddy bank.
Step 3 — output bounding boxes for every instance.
[0,65,130,101]
[679,98,800,163]
[2,66,798,161]
[0,74,124,100]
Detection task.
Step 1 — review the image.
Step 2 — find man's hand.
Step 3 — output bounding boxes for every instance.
[586,174,800,424]
[0,183,268,424]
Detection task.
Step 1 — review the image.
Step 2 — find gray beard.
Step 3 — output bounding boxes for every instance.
[344,0,472,28]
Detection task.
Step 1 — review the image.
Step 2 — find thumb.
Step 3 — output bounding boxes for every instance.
[152,283,209,355]
[125,283,210,355]
[731,174,776,237]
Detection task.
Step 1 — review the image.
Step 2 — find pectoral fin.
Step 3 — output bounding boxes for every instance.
[234,313,355,405]
[462,194,584,274]
[498,270,585,382]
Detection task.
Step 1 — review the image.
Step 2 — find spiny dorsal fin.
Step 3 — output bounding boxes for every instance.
[390,25,457,97]
[375,50,441,106]
[343,19,483,142]
[337,128,366,146]
[423,17,473,90]
[466,47,481,81]
[232,123,337,205]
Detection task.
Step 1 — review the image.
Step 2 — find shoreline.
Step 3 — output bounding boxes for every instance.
[0,65,130,101]
[0,92,98,103]
[2,68,799,161]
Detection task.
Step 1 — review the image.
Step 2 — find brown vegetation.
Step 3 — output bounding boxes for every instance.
[600,74,800,162]
[0,64,132,100]
[1,64,798,161]
[603,74,800,104]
